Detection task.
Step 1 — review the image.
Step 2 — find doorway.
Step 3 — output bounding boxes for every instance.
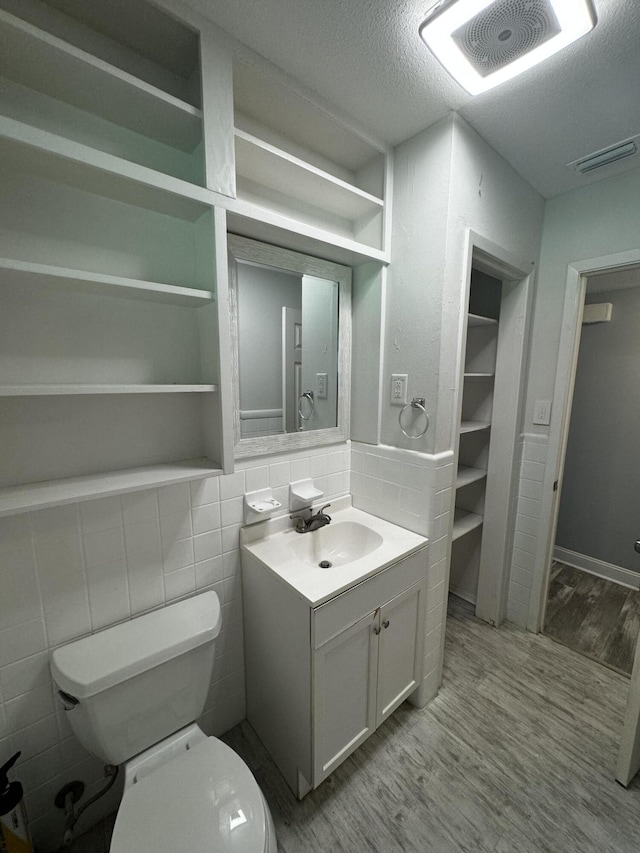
[541,268,640,674]
[449,232,534,627]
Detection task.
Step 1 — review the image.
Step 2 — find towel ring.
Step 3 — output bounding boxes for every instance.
[399,397,429,439]
[298,390,315,420]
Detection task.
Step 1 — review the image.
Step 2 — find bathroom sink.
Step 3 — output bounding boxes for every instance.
[288,521,383,568]
[240,498,428,606]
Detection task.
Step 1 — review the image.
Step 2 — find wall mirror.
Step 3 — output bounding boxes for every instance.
[228,234,352,458]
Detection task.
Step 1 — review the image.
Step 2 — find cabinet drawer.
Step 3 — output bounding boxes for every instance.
[312,546,428,649]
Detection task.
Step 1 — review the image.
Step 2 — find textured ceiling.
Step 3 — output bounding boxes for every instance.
[188,0,640,199]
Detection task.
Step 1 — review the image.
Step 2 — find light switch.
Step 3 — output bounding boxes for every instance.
[316,373,327,399]
[533,400,552,425]
[391,374,408,406]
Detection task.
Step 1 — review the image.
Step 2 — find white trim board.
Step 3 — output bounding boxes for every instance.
[554,547,640,591]
[451,229,535,628]
[531,247,640,633]
[449,586,477,606]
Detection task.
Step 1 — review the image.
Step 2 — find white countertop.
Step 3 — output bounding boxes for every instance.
[240,497,428,606]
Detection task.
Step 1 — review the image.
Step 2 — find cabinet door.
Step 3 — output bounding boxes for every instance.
[312,608,379,787]
[376,581,425,728]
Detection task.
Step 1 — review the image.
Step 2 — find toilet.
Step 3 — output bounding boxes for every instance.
[50,591,277,852]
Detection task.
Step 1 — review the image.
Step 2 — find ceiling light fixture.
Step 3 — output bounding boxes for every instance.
[419,0,597,96]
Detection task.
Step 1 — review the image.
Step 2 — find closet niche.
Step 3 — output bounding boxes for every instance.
[450,269,502,606]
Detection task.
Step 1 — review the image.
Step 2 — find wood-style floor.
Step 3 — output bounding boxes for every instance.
[67,595,640,853]
[544,561,640,676]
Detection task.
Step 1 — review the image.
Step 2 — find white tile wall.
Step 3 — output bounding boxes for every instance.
[506,434,548,628]
[4,432,549,846]
[350,442,454,707]
[0,443,350,852]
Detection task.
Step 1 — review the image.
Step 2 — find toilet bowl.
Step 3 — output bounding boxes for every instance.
[110,725,276,853]
[50,591,276,852]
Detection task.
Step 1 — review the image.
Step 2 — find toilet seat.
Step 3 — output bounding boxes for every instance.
[109,736,274,853]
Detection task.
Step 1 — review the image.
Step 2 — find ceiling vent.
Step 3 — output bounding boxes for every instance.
[567,138,639,175]
[419,0,597,95]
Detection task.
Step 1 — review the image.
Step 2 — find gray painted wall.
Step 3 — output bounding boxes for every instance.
[556,285,640,573]
[384,114,544,455]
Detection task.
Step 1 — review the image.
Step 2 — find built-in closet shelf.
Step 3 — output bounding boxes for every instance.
[456,466,487,489]
[460,421,491,434]
[234,129,384,222]
[0,259,214,306]
[468,313,498,327]
[0,385,217,397]
[0,9,202,152]
[463,372,495,380]
[0,117,215,221]
[226,205,389,266]
[0,458,222,518]
[452,509,484,541]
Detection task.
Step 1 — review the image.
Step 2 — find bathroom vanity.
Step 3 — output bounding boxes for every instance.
[240,500,428,798]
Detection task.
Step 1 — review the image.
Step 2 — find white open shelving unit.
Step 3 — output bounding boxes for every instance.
[229,56,392,264]
[0,385,218,396]
[0,258,214,305]
[450,271,501,604]
[0,458,222,517]
[0,7,203,153]
[0,0,393,517]
[0,0,234,517]
[0,117,216,220]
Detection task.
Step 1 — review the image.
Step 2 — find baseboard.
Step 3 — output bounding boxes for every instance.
[448,585,477,606]
[554,546,640,591]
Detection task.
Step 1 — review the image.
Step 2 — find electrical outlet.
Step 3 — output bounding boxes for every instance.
[316,373,327,399]
[533,400,551,425]
[391,374,408,406]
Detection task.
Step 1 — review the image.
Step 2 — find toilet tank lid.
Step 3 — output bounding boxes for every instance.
[51,592,221,700]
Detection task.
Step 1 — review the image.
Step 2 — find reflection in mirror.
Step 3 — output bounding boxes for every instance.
[228,235,351,459]
[237,266,339,435]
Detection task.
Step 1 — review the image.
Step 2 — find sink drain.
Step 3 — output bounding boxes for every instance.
[319,560,332,568]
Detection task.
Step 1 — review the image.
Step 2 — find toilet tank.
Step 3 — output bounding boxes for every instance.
[51,592,221,766]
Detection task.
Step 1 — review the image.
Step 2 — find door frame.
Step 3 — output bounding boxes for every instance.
[453,229,535,626]
[528,247,640,632]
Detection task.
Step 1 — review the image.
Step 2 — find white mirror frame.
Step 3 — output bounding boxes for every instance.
[228,234,352,459]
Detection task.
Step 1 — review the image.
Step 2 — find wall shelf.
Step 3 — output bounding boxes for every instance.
[451,270,503,610]
[232,57,391,256]
[0,8,202,153]
[0,117,216,221]
[0,258,214,306]
[235,128,384,222]
[0,385,217,396]
[456,466,487,489]
[460,421,491,434]
[452,509,483,541]
[226,204,388,266]
[0,458,222,518]
[468,313,498,327]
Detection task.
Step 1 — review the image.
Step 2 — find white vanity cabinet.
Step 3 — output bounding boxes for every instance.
[241,538,428,798]
[313,577,425,787]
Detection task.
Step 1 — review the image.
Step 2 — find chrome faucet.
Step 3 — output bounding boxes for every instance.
[290,504,332,534]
